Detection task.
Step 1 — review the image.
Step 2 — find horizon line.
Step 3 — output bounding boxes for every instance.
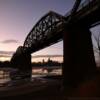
[0,54,63,58]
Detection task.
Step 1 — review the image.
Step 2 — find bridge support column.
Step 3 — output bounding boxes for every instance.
[10,47,32,79]
[63,25,96,90]
[19,53,32,78]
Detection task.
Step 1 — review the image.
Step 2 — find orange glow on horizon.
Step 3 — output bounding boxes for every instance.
[0,56,63,63]
[0,57,11,62]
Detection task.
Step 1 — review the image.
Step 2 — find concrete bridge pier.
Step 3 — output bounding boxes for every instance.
[17,53,32,79]
[10,46,32,79]
[63,24,97,91]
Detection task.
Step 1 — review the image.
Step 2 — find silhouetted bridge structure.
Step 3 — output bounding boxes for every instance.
[10,0,100,91]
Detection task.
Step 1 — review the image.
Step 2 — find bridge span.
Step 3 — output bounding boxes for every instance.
[10,0,100,91]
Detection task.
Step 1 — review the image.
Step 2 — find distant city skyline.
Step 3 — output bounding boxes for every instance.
[0,54,63,62]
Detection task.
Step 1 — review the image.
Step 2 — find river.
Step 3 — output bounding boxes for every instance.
[0,67,62,87]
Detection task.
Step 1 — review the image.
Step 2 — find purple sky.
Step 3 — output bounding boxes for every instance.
[0,0,75,56]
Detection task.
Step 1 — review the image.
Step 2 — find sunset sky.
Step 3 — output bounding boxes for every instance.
[0,0,100,62]
[0,0,75,62]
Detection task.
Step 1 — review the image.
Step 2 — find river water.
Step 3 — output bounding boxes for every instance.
[0,67,62,87]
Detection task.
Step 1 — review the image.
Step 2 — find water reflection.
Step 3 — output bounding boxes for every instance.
[0,69,11,86]
[0,67,62,87]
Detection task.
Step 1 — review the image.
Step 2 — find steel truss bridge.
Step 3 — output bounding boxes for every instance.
[10,0,100,90]
[11,0,100,55]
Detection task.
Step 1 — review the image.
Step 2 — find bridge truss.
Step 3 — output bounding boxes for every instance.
[23,11,65,53]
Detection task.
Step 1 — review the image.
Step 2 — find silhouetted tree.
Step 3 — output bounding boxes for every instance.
[0,61,3,67]
[0,61,10,68]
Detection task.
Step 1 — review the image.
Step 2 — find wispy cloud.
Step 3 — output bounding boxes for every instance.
[0,51,14,57]
[0,39,19,44]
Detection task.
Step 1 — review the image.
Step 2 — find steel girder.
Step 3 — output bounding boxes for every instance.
[23,0,83,53]
[23,11,65,53]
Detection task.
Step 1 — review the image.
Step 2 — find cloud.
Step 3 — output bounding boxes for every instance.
[0,51,14,57]
[1,39,19,44]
